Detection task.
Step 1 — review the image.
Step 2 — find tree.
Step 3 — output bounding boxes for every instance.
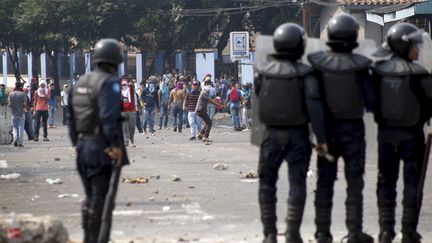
[0,0,26,82]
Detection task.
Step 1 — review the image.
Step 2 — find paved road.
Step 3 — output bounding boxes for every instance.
[0,114,431,243]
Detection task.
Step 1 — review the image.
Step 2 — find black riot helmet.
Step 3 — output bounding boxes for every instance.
[92,38,123,65]
[327,14,359,52]
[386,22,423,59]
[273,23,306,60]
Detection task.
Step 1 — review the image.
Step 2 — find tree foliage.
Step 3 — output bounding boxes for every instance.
[0,0,301,79]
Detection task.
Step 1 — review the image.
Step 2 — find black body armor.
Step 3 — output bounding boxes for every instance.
[308,51,371,119]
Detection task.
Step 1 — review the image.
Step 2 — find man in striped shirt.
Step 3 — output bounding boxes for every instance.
[183,82,201,140]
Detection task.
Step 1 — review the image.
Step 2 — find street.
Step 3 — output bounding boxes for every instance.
[1,114,431,243]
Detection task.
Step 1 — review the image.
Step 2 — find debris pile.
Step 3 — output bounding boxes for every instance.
[46,178,63,185]
[121,177,149,184]
[0,173,21,180]
[213,163,228,170]
[244,171,258,179]
[0,213,69,243]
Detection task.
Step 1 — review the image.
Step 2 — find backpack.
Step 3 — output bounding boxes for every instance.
[230,88,239,102]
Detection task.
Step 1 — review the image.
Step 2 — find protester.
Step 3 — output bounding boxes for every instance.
[196,89,222,143]
[61,84,69,125]
[121,79,136,146]
[158,81,170,130]
[0,84,7,106]
[181,76,190,129]
[184,81,201,140]
[48,83,57,128]
[8,82,28,147]
[226,83,243,131]
[134,81,144,133]
[241,82,253,131]
[141,79,159,135]
[33,80,50,141]
[203,78,217,123]
[22,83,34,140]
[169,81,186,133]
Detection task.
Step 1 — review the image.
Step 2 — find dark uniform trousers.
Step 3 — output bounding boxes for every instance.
[76,137,112,243]
[258,127,311,236]
[315,119,366,235]
[377,132,424,236]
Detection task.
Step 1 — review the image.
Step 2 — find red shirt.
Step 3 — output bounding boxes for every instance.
[33,90,50,111]
[121,85,135,112]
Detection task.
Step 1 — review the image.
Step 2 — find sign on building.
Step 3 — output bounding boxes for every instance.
[230,31,250,61]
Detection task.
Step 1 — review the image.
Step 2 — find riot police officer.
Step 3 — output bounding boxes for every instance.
[254,23,326,243]
[371,23,432,243]
[307,14,374,243]
[68,38,128,243]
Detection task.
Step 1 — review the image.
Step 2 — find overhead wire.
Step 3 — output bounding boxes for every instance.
[153,0,301,17]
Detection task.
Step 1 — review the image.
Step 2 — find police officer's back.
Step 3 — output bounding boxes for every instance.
[68,38,127,243]
[371,23,432,243]
[254,23,326,243]
[307,14,374,243]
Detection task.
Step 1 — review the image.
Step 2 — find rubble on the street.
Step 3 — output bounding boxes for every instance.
[0,173,21,180]
[0,213,69,243]
[213,163,228,170]
[121,177,149,184]
[172,175,181,182]
[243,171,258,179]
[45,178,63,185]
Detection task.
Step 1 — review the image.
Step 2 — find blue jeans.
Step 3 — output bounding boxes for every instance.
[230,102,241,129]
[136,111,143,132]
[159,104,169,128]
[12,114,25,144]
[48,106,56,126]
[207,104,216,123]
[183,110,189,127]
[144,106,156,132]
[172,102,183,131]
[24,110,34,140]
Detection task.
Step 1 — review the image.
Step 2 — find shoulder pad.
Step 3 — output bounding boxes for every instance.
[307,51,371,73]
[256,59,312,78]
[372,56,428,76]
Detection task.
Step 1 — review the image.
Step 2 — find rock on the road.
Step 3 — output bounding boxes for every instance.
[0,214,69,243]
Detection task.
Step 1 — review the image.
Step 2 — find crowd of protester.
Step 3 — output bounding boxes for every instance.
[3,70,255,147]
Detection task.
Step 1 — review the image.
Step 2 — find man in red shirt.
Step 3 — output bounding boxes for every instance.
[121,79,136,146]
[33,80,50,141]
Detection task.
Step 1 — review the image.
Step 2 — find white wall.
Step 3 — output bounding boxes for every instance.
[240,51,255,84]
[195,51,215,82]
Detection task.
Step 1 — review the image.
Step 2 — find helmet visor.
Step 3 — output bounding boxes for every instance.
[402,29,425,44]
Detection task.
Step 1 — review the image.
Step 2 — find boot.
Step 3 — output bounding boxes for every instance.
[402,207,422,243]
[88,203,104,243]
[379,206,396,243]
[260,203,278,243]
[315,232,332,243]
[402,232,422,243]
[285,201,304,243]
[345,204,373,243]
[315,200,333,243]
[81,203,90,243]
[379,231,394,243]
[263,233,277,243]
[345,232,374,243]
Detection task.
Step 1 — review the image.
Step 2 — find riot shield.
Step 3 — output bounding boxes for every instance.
[416,33,432,74]
[251,36,273,146]
[302,38,378,64]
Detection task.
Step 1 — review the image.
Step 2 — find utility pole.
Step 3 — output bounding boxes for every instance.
[302,0,311,36]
